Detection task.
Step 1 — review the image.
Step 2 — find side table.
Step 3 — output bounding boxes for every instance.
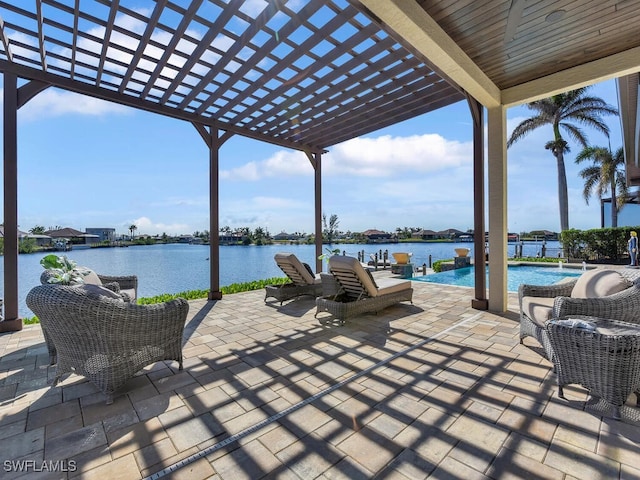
[319,273,340,296]
[546,315,640,419]
[391,263,413,278]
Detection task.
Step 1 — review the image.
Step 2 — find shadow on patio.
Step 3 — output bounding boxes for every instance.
[0,282,639,479]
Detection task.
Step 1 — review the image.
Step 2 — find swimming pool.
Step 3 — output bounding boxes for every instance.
[413,265,583,292]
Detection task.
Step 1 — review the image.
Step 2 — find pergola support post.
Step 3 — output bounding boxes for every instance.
[306,151,323,273]
[467,96,488,310]
[193,123,233,301]
[208,129,222,300]
[487,105,508,312]
[1,72,21,331]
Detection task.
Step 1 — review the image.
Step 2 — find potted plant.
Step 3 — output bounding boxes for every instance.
[40,254,90,285]
[318,247,341,267]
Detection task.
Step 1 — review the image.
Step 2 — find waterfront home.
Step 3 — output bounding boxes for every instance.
[362,229,396,243]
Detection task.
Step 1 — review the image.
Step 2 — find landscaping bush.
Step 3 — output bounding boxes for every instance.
[561,226,640,262]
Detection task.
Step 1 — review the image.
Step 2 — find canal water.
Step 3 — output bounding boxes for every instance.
[2,240,560,317]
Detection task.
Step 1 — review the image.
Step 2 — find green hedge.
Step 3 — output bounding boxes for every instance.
[137,277,290,304]
[432,259,451,273]
[560,226,640,261]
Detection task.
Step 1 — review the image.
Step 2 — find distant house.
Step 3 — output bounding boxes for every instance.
[219,232,245,244]
[437,228,464,239]
[273,231,296,241]
[25,234,52,247]
[362,229,395,243]
[177,234,195,243]
[0,227,51,246]
[530,230,558,241]
[85,228,116,242]
[0,226,29,239]
[413,229,439,240]
[45,227,100,246]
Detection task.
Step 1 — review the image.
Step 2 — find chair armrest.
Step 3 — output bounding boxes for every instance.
[553,285,640,323]
[518,279,577,310]
[98,274,138,292]
[94,298,189,341]
[518,279,576,299]
[101,282,121,293]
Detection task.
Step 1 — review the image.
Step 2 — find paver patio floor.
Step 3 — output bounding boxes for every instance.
[1,273,639,479]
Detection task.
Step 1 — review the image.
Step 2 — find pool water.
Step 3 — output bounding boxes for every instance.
[413,265,583,292]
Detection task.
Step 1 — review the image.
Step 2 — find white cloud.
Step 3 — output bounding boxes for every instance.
[17,89,130,120]
[129,216,190,236]
[221,133,472,180]
[325,134,472,177]
[221,149,312,180]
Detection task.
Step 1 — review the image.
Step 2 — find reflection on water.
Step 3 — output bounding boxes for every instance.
[2,240,561,317]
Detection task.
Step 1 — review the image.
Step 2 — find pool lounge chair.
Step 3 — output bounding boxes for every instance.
[315,255,413,322]
[265,253,323,304]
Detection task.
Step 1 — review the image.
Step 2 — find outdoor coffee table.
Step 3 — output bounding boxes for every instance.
[546,315,640,419]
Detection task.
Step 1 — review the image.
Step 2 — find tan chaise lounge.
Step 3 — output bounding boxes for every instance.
[265,253,323,304]
[519,268,640,360]
[315,255,413,322]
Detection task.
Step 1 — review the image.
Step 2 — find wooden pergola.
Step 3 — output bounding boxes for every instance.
[1,0,639,331]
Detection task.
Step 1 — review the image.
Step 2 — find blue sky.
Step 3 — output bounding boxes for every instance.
[0,76,631,238]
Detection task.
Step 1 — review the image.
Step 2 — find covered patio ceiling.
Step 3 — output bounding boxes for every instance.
[0,0,639,328]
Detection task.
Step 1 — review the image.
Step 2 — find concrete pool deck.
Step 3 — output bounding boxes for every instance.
[1,266,639,478]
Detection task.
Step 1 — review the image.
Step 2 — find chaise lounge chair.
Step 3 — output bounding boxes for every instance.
[315,255,413,322]
[265,253,323,304]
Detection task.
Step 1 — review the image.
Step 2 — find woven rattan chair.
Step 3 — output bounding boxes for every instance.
[40,269,138,300]
[546,318,640,419]
[265,253,322,304]
[315,255,413,322]
[519,269,640,361]
[27,284,189,404]
[39,270,139,364]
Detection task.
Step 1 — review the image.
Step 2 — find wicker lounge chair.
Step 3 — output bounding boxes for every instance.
[265,253,322,304]
[39,269,139,364]
[26,284,189,404]
[315,255,413,322]
[519,269,640,361]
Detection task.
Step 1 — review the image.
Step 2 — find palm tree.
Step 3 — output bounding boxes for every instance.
[507,87,618,232]
[129,224,137,240]
[322,213,340,243]
[575,146,628,227]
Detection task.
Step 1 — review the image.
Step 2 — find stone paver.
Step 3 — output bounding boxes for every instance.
[0,268,639,478]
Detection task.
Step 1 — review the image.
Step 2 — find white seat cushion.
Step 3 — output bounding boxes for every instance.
[571,270,631,299]
[521,296,555,326]
[81,269,103,286]
[77,284,124,300]
[375,277,412,297]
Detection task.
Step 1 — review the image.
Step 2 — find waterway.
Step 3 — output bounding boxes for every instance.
[2,240,561,318]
